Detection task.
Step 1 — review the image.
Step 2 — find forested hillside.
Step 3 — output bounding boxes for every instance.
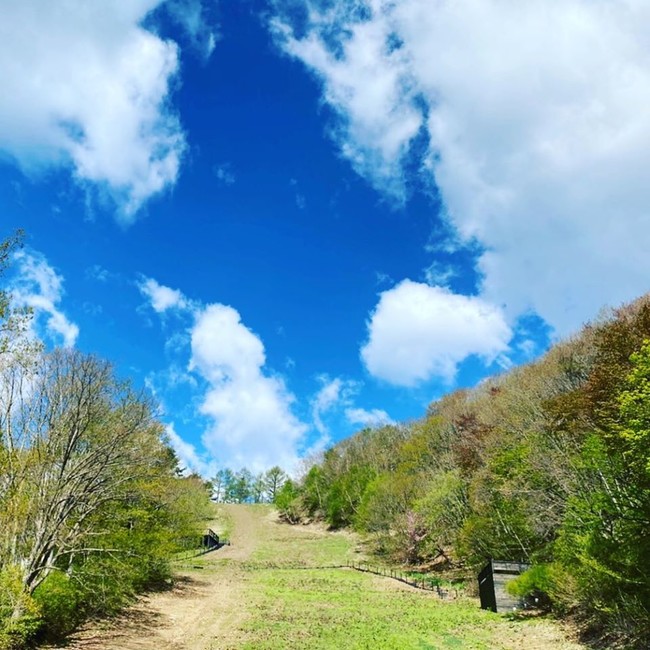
[278,297,650,649]
[0,235,213,649]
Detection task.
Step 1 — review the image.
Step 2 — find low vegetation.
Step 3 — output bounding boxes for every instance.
[236,507,584,650]
[47,504,584,649]
[278,297,650,649]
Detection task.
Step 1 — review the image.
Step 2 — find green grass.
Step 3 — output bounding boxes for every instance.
[233,512,560,650]
[251,529,353,567]
[184,506,582,649]
[211,503,234,540]
[239,566,503,650]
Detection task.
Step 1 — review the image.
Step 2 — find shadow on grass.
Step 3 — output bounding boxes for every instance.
[44,574,210,649]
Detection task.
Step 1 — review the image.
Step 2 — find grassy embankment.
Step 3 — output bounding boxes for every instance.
[231,506,583,650]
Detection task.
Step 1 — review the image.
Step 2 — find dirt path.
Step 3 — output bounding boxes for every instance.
[59,505,263,650]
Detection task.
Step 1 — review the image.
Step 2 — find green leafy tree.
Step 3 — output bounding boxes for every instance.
[275,479,302,523]
[250,473,266,503]
[211,469,233,503]
[264,465,287,502]
[228,468,253,503]
[617,339,650,476]
[0,346,213,645]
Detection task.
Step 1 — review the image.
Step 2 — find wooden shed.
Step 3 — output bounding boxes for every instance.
[478,560,530,613]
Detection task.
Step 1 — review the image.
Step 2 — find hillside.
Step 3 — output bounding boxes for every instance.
[55,504,585,650]
[277,297,650,649]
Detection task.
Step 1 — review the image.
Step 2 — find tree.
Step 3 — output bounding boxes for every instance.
[264,466,287,502]
[0,348,171,597]
[250,473,266,503]
[211,469,232,503]
[0,233,214,645]
[617,339,650,477]
[0,230,32,357]
[275,480,302,523]
[228,468,252,503]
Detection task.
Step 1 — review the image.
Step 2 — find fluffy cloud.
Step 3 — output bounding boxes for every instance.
[140,278,309,471]
[10,250,79,347]
[361,280,511,386]
[164,0,218,61]
[272,3,421,201]
[165,423,214,477]
[190,304,307,471]
[139,277,190,312]
[274,0,650,335]
[345,407,393,428]
[0,1,210,220]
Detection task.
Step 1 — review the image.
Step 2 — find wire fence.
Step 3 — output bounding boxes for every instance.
[233,559,459,600]
[345,561,458,599]
[169,533,458,600]
[171,537,230,564]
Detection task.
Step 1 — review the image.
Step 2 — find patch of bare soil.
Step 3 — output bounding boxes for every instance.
[495,619,586,650]
[54,505,261,650]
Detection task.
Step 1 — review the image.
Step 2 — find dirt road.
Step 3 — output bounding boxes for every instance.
[60,505,263,650]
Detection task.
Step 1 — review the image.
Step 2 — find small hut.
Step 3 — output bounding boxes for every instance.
[478,560,530,612]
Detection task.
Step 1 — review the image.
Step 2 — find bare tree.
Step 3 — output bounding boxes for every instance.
[0,348,166,607]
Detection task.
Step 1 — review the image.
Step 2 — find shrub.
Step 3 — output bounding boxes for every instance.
[0,566,41,650]
[32,572,81,642]
[275,480,304,523]
[506,563,576,613]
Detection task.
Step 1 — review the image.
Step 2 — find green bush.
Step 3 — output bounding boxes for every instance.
[506,563,576,613]
[33,572,81,642]
[275,480,303,523]
[0,566,41,650]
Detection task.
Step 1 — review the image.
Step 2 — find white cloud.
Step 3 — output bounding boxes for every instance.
[164,0,218,61]
[190,304,307,472]
[345,407,393,428]
[139,277,190,313]
[311,376,358,434]
[139,276,309,472]
[10,250,79,347]
[423,261,456,288]
[190,304,265,381]
[165,423,215,477]
[0,0,200,220]
[361,280,511,386]
[271,2,422,201]
[274,0,650,336]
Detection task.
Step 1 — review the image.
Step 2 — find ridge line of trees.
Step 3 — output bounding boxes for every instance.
[211,466,287,504]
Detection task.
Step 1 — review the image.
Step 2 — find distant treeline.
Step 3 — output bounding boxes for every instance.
[211,466,287,504]
[0,233,213,649]
[277,297,650,649]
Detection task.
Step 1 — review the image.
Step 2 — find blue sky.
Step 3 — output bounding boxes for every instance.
[2,0,649,475]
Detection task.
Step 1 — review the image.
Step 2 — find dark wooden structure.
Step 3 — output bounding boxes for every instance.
[201,528,220,550]
[478,560,530,612]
